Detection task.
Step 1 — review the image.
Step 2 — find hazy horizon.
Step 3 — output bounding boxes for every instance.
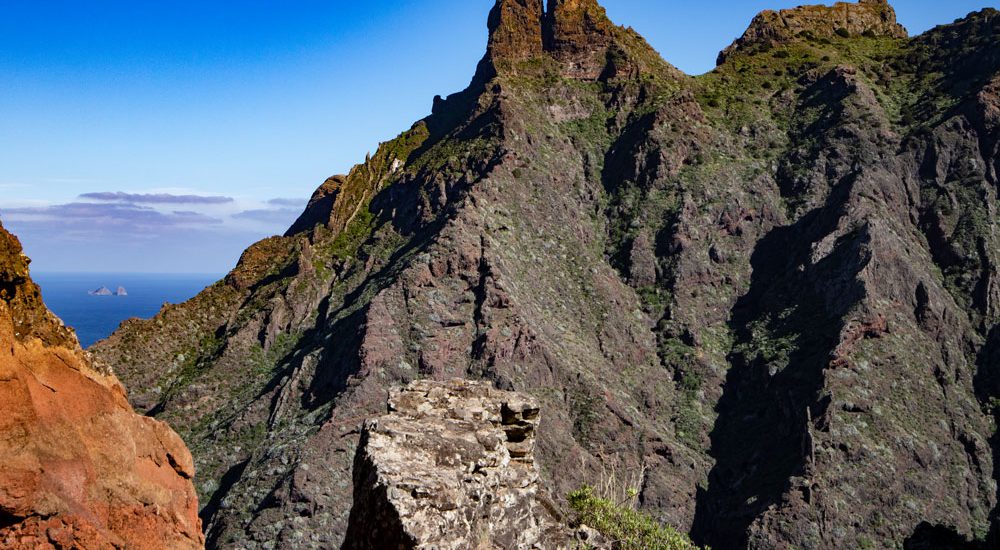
[1,0,992,273]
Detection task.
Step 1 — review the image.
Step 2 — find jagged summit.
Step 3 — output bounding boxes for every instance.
[718,0,908,64]
[475,0,657,81]
[481,0,545,72]
[546,0,619,78]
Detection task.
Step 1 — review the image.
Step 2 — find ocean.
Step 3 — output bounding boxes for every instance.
[33,273,220,348]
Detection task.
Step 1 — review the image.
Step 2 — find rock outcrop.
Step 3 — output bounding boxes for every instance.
[0,221,203,549]
[545,0,618,79]
[0,227,76,349]
[344,379,568,549]
[285,175,346,236]
[718,0,908,64]
[482,0,545,74]
[474,0,673,82]
[91,1,1000,548]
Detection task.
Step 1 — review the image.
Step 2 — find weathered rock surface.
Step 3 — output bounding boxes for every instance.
[0,221,204,549]
[91,1,1000,548]
[343,379,568,549]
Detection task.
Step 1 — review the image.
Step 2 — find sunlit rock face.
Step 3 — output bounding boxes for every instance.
[0,221,204,550]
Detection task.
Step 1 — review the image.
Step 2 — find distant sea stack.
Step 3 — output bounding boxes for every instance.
[87,286,128,296]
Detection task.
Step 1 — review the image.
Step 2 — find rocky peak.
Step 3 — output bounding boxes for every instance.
[545,0,617,78]
[343,379,572,549]
[89,2,1000,548]
[285,175,345,236]
[545,0,616,46]
[718,0,908,64]
[475,0,546,82]
[475,0,619,81]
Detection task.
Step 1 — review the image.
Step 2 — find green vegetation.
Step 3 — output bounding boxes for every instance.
[696,15,1000,138]
[739,313,798,373]
[162,331,224,401]
[309,121,433,278]
[569,486,703,550]
[325,207,376,261]
[570,386,603,445]
[660,335,704,449]
[248,330,303,376]
[695,34,914,131]
[635,286,670,314]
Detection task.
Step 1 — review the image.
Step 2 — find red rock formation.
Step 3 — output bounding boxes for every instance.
[0,222,203,549]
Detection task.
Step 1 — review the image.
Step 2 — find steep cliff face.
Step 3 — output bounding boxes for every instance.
[92,1,1000,548]
[0,222,204,549]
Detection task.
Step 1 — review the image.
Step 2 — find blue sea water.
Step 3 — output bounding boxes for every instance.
[32,273,220,348]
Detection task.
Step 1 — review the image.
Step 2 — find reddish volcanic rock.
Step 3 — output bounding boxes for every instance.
[0,222,203,550]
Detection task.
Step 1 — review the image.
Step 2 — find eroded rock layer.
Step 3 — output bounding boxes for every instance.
[92,1,1000,548]
[0,222,204,549]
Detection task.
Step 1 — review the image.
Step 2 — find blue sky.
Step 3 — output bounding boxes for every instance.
[0,0,992,273]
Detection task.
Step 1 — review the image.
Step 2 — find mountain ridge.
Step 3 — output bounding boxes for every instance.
[92,1,1000,548]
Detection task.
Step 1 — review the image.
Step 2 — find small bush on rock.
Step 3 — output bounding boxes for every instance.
[568,486,703,550]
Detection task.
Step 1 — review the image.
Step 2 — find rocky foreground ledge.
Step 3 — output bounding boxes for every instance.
[343,379,573,549]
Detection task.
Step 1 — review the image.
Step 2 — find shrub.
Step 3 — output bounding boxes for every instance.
[835,28,851,38]
[568,486,703,550]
